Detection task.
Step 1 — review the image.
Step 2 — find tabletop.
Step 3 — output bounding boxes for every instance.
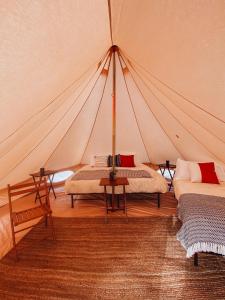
[158,163,176,169]
[99,177,129,187]
[30,170,57,177]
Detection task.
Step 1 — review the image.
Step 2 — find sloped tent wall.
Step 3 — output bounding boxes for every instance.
[0,0,111,187]
[111,0,225,163]
[0,0,225,189]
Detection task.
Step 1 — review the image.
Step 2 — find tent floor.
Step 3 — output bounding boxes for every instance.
[0,187,177,258]
[2,214,225,299]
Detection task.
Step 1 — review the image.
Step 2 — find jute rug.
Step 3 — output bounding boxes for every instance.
[1,216,225,300]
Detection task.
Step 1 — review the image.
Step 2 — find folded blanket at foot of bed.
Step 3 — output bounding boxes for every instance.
[177,193,225,258]
[71,169,151,181]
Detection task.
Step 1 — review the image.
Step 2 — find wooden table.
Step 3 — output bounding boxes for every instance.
[99,177,129,221]
[30,170,57,200]
[158,163,176,191]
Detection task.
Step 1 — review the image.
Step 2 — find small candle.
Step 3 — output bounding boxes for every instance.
[40,168,45,176]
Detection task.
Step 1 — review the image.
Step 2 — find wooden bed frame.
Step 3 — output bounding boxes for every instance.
[69,192,161,209]
[174,180,225,267]
[194,252,224,267]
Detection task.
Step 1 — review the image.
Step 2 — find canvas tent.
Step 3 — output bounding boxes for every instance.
[0,0,225,193]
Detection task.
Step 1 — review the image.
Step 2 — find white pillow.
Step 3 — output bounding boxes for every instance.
[90,154,108,167]
[174,158,190,180]
[215,164,225,182]
[174,158,225,182]
[189,162,225,183]
[189,162,201,182]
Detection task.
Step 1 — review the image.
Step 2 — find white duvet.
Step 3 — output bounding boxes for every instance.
[65,164,168,194]
[174,179,225,200]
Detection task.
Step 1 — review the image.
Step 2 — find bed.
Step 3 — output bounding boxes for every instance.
[174,159,225,266]
[174,179,225,201]
[65,163,168,208]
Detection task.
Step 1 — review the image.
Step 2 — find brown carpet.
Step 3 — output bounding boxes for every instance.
[1,216,225,300]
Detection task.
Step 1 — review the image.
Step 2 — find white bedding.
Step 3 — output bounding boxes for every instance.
[65,164,168,194]
[174,179,225,200]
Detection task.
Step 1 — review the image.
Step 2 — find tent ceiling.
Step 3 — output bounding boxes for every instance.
[0,0,224,187]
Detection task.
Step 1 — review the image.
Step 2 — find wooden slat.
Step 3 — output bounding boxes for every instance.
[10,180,45,190]
[9,184,48,197]
[10,187,38,196]
[13,205,50,226]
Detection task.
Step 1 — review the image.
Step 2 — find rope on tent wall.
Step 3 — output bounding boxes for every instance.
[80,55,112,163]
[119,54,184,160]
[121,50,225,124]
[123,54,224,163]
[0,71,94,160]
[0,54,109,161]
[43,54,111,167]
[0,50,109,146]
[125,56,221,162]
[127,58,224,163]
[132,62,225,145]
[117,52,151,162]
[107,0,113,45]
[0,54,111,182]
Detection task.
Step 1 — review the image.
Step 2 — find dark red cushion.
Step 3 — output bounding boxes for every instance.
[120,155,135,168]
[198,162,219,184]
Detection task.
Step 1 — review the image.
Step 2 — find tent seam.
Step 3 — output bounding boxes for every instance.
[135,64,225,145]
[0,50,109,146]
[80,55,112,163]
[43,54,111,167]
[120,53,184,160]
[129,60,224,163]
[121,50,225,124]
[117,52,151,162]
[0,55,110,182]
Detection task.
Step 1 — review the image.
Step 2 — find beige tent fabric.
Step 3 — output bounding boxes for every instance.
[0,0,225,191]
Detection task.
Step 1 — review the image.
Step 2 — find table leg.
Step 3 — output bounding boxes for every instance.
[48,174,56,199]
[33,176,41,203]
[168,168,173,180]
[71,194,74,208]
[123,185,128,222]
[159,166,163,175]
[194,253,198,266]
[109,194,112,208]
[168,168,174,191]
[32,176,37,203]
[112,185,115,211]
[157,193,160,208]
[104,186,108,223]
[161,168,165,176]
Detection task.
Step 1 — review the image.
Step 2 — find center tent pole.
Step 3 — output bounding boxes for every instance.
[111,45,118,173]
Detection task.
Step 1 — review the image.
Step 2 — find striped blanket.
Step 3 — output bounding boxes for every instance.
[71,169,151,181]
[177,193,225,258]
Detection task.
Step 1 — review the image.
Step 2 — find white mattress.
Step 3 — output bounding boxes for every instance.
[65,164,168,194]
[174,179,225,200]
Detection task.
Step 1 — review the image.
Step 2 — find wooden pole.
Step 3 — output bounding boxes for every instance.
[111,45,118,172]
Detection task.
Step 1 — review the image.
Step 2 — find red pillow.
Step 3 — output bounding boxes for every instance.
[198,162,219,184]
[120,155,135,168]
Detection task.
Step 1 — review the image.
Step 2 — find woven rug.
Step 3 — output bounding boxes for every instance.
[1,217,225,300]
